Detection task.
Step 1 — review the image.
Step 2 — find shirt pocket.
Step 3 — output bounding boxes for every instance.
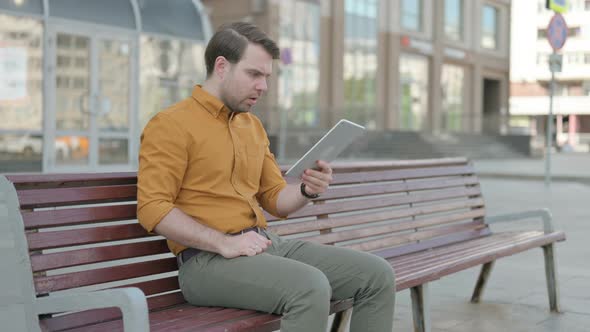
[246,144,266,189]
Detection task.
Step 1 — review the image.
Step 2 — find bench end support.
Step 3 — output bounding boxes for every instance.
[471,261,495,303]
[410,283,431,332]
[543,244,561,313]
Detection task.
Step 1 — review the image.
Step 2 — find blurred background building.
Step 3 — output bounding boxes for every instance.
[0,0,517,173]
[510,0,590,153]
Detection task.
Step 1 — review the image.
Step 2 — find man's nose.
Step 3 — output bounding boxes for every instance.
[256,78,268,92]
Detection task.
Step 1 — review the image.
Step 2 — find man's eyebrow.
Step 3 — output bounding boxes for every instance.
[247,68,271,77]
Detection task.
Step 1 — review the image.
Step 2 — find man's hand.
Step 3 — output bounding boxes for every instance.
[301,160,333,196]
[218,231,273,259]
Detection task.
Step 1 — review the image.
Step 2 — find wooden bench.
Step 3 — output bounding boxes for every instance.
[1,158,565,332]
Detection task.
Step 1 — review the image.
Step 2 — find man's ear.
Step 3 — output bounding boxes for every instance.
[214,56,230,80]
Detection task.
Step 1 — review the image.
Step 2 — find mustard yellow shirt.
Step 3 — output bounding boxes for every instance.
[137,86,287,255]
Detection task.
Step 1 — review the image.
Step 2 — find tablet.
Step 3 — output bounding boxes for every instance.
[285,119,366,178]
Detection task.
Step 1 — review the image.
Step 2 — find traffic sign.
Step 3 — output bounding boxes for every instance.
[547,13,567,51]
[546,0,568,14]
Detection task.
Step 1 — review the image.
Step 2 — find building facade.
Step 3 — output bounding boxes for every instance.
[0,0,211,173]
[0,0,511,173]
[203,0,512,139]
[510,0,590,152]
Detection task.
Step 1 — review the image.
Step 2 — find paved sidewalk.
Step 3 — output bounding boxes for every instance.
[474,153,590,183]
[388,178,590,331]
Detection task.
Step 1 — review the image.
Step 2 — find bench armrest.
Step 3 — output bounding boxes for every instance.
[485,208,555,234]
[34,288,149,332]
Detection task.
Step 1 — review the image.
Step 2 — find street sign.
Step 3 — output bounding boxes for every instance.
[547,13,567,51]
[546,0,568,14]
[549,53,563,72]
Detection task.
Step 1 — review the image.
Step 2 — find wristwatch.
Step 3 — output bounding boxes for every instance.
[300,183,320,199]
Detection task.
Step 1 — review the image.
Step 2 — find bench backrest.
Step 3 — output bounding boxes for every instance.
[5,157,487,330]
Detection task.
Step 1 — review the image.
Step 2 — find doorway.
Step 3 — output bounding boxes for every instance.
[45,24,137,172]
[482,78,501,134]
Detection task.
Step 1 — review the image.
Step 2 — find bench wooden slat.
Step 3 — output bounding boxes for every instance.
[317,175,479,200]
[195,299,355,332]
[300,208,486,245]
[393,232,544,276]
[269,197,485,235]
[30,240,168,272]
[61,298,355,332]
[7,172,136,189]
[41,295,199,332]
[268,186,481,221]
[344,221,486,252]
[61,306,218,332]
[22,204,137,229]
[27,223,154,251]
[396,231,566,286]
[118,276,180,297]
[391,231,534,266]
[157,308,260,332]
[17,184,137,209]
[330,165,475,185]
[393,231,566,290]
[279,157,469,173]
[34,257,178,294]
[373,228,492,260]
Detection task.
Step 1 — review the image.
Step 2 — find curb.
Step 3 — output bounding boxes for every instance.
[477,172,590,184]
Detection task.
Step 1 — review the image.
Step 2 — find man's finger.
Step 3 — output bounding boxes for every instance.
[316,160,332,174]
[303,174,326,187]
[302,181,323,193]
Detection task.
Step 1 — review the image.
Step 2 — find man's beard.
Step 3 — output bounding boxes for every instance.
[220,89,250,113]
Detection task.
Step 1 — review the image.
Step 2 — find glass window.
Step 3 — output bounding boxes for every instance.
[444,0,463,41]
[441,64,465,132]
[55,33,90,132]
[278,0,321,129]
[481,5,499,49]
[343,0,378,129]
[401,0,422,32]
[98,39,130,133]
[0,13,44,172]
[139,36,206,130]
[399,54,429,131]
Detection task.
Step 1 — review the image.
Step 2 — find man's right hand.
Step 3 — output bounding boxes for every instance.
[219,231,273,259]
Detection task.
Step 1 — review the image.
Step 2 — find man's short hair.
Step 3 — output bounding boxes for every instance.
[204,22,280,77]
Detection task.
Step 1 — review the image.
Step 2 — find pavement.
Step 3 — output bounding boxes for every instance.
[473,152,590,183]
[383,153,590,331]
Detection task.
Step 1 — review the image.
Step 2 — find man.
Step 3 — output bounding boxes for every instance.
[137,22,395,331]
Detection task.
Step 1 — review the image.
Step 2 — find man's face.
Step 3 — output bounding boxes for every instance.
[219,43,272,113]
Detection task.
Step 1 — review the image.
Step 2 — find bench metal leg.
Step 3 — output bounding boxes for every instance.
[410,283,431,332]
[542,244,561,312]
[471,261,495,303]
[330,307,352,332]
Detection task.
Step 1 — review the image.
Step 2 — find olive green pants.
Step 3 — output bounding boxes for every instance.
[178,229,395,332]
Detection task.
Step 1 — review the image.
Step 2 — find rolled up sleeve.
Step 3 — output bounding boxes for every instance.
[256,144,287,218]
[137,114,188,232]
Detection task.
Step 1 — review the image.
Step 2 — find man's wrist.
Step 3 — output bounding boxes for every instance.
[300,183,319,199]
[209,231,230,255]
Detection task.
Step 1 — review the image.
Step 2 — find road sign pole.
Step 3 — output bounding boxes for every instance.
[545,52,556,188]
[544,12,567,188]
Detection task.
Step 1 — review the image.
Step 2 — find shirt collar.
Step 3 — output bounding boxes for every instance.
[191,85,230,118]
